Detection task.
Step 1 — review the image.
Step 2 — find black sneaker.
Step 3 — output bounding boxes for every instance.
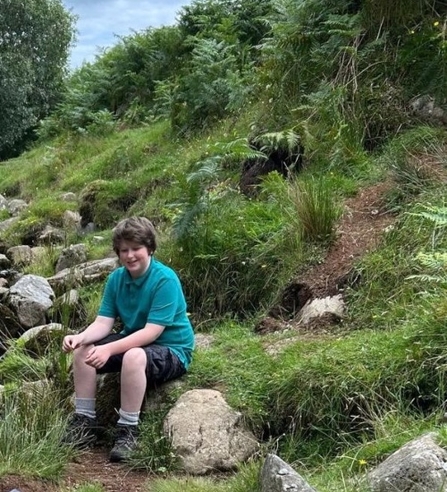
[109,424,139,463]
[63,413,98,448]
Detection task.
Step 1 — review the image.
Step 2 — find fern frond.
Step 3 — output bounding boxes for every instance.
[187,159,221,184]
[414,251,447,269]
[254,129,301,153]
[406,274,447,284]
[409,205,447,227]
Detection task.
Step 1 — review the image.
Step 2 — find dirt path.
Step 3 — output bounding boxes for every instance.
[0,448,151,492]
[297,180,395,297]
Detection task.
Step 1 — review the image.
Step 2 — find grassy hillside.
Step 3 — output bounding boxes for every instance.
[1,112,447,491]
[2,0,447,489]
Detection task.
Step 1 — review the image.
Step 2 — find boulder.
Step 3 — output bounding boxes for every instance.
[7,199,27,216]
[164,389,258,475]
[47,257,118,295]
[55,244,87,273]
[260,454,317,492]
[6,246,33,268]
[298,295,344,325]
[18,323,65,356]
[367,433,447,492]
[9,274,54,328]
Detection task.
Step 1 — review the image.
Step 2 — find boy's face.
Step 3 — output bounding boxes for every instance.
[118,240,151,278]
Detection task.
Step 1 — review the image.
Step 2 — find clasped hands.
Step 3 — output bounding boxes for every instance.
[63,334,111,369]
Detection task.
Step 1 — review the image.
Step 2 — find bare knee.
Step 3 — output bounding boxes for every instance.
[122,347,146,372]
[73,344,93,365]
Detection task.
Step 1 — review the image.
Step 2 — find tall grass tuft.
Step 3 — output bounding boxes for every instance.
[0,387,73,479]
[289,177,342,243]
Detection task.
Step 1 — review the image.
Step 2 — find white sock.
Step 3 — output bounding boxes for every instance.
[117,408,140,426]
[75,398,96,420]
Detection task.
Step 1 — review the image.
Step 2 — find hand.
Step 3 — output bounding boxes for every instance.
[62,334,84,352]
[85,345,111,369]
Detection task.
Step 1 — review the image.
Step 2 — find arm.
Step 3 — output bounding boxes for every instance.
[102,322,164,355]
[84,322,165,369]
[62,316,115,352]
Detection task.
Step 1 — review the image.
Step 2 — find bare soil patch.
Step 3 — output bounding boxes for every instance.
[0,448,150,492]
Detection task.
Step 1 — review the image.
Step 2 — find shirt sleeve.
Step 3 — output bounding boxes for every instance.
[98,274,118,319]
[146,277,182,326]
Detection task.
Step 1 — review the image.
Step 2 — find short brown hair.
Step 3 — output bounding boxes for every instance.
[112,217,157,255]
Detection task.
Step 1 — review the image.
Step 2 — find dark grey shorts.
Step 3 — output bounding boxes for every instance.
[94,333,186,386]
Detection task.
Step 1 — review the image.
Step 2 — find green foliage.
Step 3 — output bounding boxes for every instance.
[128,410,179,472]
[268,314,447,464]
[22,244,61,277]
[78,179,138,229]
[187,323,275,425]
[166,159,304,319]
[38,25,186,137]
[378,127,447,205]
[0,388,74,479]
[178,0,272,47]
[156,38,253,134]
[289,176,343,243]
[151,461,260,491]
[0,345,49,384]
[0,0,75,157]
[405,204,447,285]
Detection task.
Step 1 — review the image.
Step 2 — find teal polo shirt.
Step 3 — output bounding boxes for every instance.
[98,257,194,369]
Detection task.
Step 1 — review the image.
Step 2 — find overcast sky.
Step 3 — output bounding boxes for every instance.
[62,0,188,69]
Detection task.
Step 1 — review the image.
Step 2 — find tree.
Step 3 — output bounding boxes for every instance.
[0,0,75,158]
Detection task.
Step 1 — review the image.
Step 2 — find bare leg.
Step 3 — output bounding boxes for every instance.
[120,347,148,412]
[73,344,97,398]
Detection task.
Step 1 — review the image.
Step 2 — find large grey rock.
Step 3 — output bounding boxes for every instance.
[62,210,81,230]
[9,275,54,310]
[164,389,258,475]
[55,244,87,273]
[194,333,214,350]
[260,454,317,492]
[0,216,20,232]
[38,225,65,245]
[7,199,27,216]
[47,257,118,294]
[18,322,64,343]
[368,433,447,492]
[9,274,54,328]
[18,323,65,356]
[0,194,7,210]
[6,245,33,267]
[60,192,78,202]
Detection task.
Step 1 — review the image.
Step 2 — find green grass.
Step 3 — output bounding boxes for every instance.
[0,387,74,480]
[3,106,447,489]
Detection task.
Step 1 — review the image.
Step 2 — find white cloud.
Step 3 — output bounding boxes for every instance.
[62,0,187,68]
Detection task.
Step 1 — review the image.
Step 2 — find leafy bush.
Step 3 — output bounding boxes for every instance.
[155,38,253,134]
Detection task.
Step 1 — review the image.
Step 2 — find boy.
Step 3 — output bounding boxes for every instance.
[62,216,194,462]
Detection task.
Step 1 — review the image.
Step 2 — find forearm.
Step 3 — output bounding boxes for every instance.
[80,316,114,345]
[106,324,164,356]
